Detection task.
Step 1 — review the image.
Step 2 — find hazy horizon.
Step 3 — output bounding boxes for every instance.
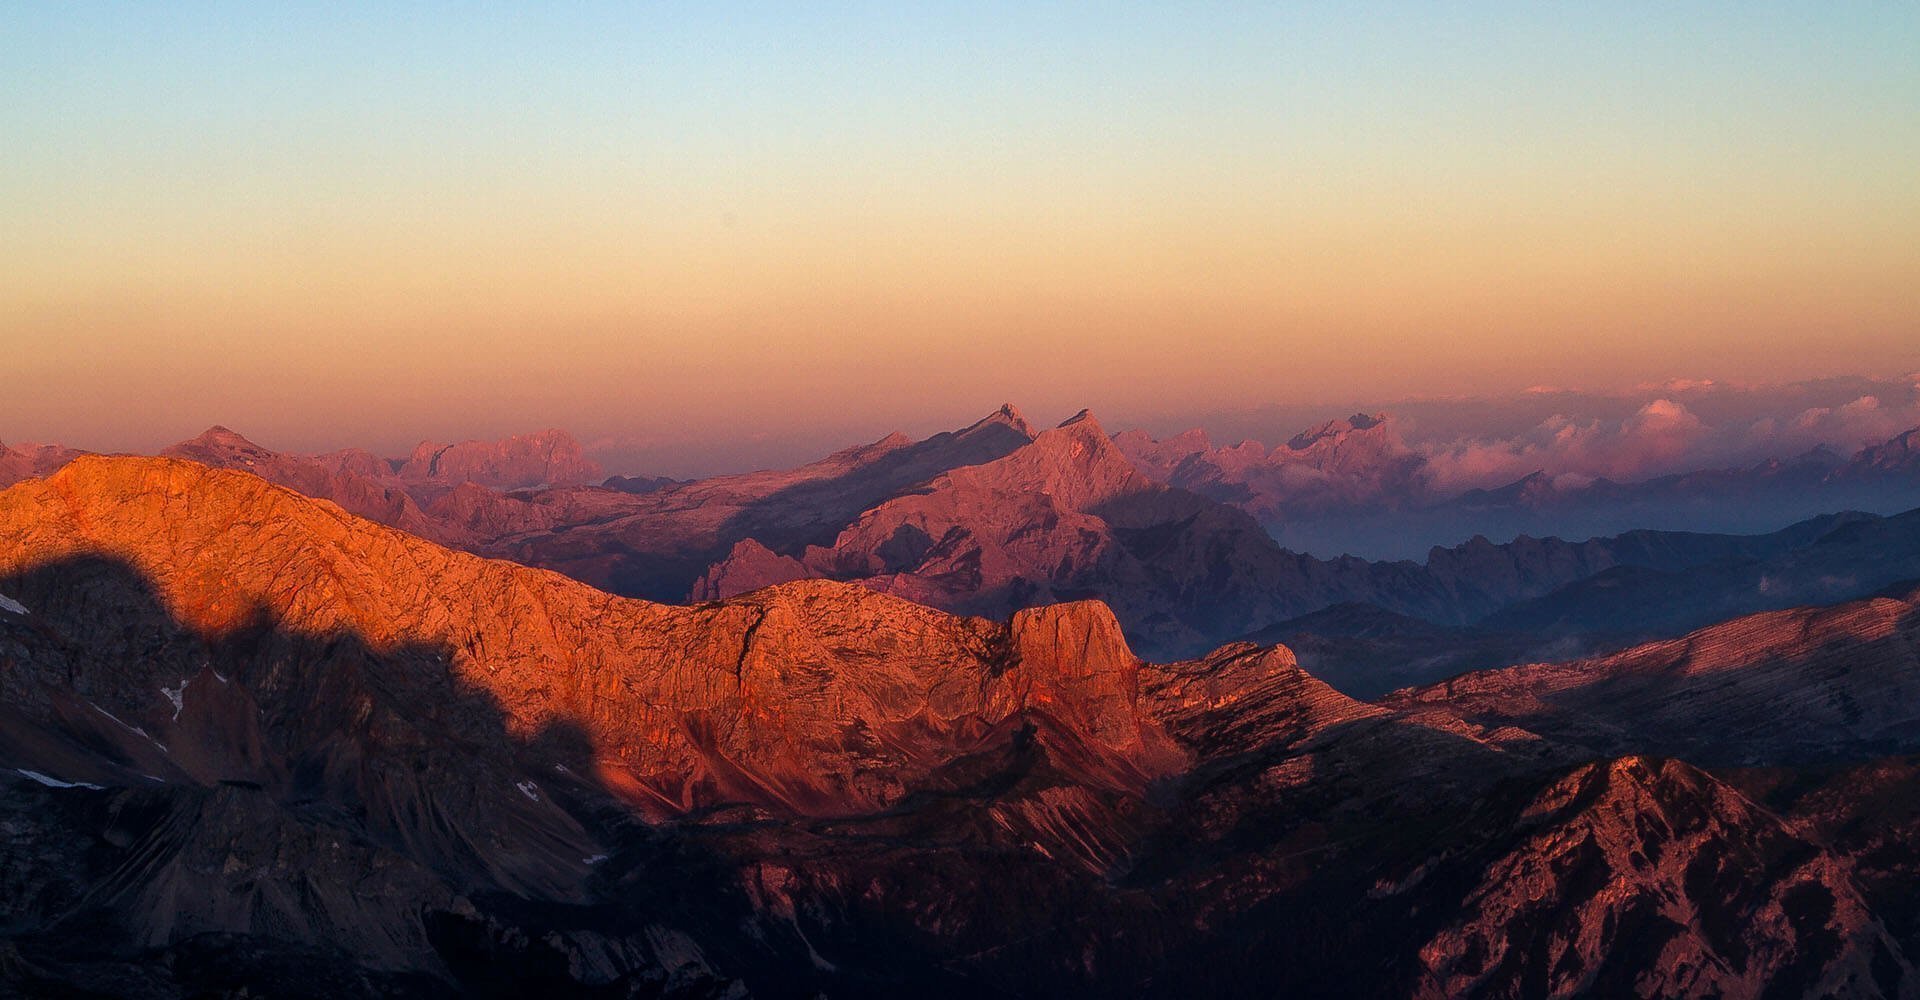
[8,371,1918,485]
[6,4,1918,471]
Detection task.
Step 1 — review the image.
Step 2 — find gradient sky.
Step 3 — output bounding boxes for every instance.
[3,3,1917,475]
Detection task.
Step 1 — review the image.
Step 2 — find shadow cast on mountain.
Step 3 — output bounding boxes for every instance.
[704,418,1034,556]
[8,553,1904,997]
[0,556,1530,998]
[0,554,815,998]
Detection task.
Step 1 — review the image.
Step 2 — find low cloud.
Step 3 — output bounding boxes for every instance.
[1753,395,1918,457]
[1409,380,1920,494]
[1422,399,1712,491]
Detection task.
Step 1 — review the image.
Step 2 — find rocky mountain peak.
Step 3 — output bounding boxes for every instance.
[949,403,1037,443]
[1057,408,1100,431]
[168,425,272,457]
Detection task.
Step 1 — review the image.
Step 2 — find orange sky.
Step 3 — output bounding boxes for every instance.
[3,6,1917,471]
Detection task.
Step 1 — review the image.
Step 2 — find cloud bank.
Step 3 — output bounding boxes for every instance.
[1409,377,1920,492]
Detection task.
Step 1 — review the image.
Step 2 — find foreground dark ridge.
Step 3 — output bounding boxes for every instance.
[1,456,1917,996]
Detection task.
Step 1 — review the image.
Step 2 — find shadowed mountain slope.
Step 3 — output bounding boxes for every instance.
[1392,582,1920,766]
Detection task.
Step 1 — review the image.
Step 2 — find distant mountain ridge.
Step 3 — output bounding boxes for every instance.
[11,410,1920,675]
[1117,412,1920,559]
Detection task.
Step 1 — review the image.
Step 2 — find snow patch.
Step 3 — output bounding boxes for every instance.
[515,780,541,802]
[160,678,189,719]
[89,702,170,753]
[14,769,103,790]
[0,593,26,616]
[582,854,609,865]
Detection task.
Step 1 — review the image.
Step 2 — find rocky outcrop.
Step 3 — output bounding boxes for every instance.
[689,538,812,601]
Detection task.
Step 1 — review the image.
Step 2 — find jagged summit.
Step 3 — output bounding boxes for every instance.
[957,402,1037,440]
[1285,412,1390,451]
[1057,407,1099,429]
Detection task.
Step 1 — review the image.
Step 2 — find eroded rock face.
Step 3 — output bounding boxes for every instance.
[1414,757,1912,1000]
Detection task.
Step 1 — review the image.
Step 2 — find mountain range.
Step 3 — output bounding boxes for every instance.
[10,410,1920,687]
[4,453,1920,996]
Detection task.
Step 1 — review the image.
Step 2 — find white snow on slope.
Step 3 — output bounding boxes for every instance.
[14,769,103,790]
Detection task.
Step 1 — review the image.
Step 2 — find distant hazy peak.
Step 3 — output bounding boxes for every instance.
[395,428,601,489]
[958,403,1036,440]
[1056,408,1101,431]
[1285,412,1390,451]
[180,425,262,447]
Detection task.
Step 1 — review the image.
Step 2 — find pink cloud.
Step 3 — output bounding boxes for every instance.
[1421,399,1711,491]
